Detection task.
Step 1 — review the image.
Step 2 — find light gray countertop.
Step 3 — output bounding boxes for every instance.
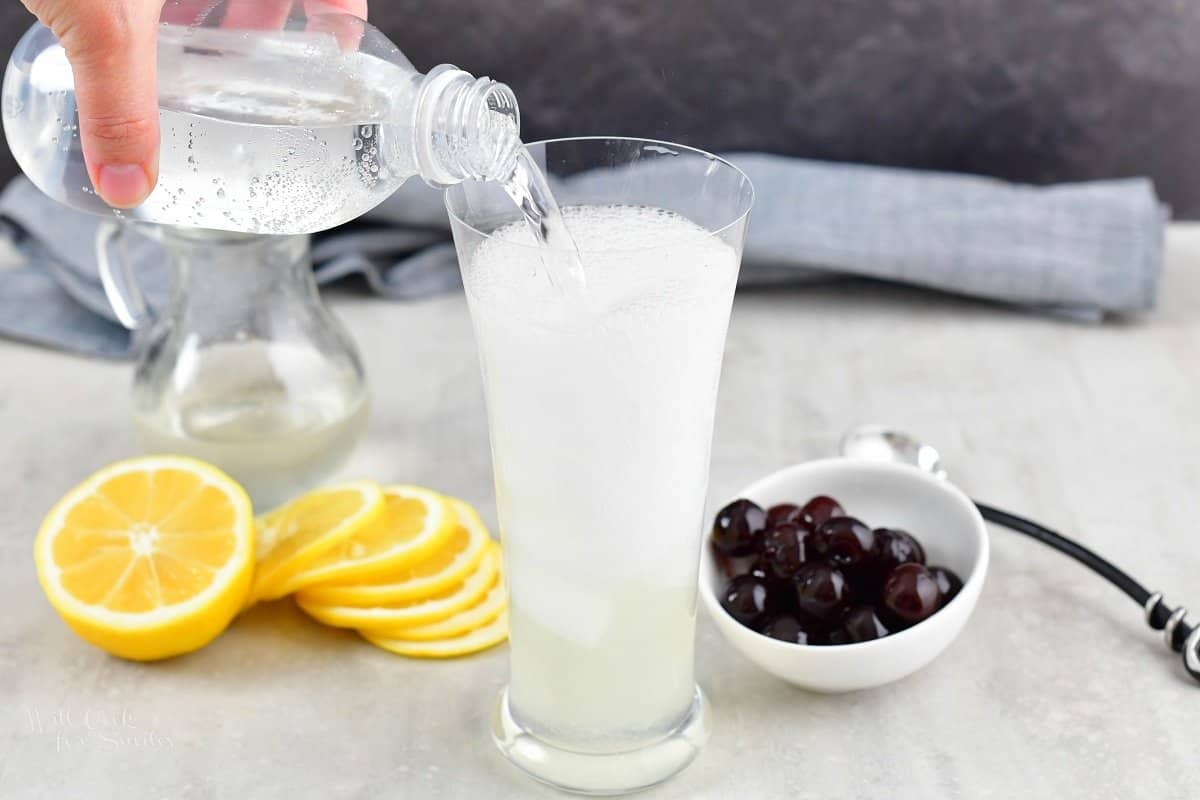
[2,227,1199,799]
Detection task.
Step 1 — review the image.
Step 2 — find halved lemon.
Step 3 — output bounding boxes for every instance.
[362,611,509,658]
[372,571,506,641]
[294,497,490,607]
[272,485,455,596]
[34,456,254,661]
[296,545,500,631]
[250,481,385,603]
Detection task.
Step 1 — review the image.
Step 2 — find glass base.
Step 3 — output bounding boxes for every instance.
[491,686,710,796]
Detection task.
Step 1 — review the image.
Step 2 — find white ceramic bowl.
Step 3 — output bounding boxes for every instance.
[700,458,989,693]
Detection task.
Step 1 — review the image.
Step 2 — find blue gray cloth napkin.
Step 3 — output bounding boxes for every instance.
[0,155,1167,359]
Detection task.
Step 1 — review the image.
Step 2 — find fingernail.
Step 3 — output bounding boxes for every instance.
[97,163,153,209]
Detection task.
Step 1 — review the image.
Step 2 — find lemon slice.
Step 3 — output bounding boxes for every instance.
[34,456,254,661]
[362,611,509,658]
[294,497,490,607]
[272,485,455,596]
[374,571,507,641]
[250,481,385,603]
[296,545,500,630]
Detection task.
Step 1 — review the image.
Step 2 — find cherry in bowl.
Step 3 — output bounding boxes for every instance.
[701,459,988,692]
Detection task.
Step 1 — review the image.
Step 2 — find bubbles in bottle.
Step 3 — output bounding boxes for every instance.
[4,41,411,234]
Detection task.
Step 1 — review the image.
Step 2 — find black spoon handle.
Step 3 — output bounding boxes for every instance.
[974,501,1200,685]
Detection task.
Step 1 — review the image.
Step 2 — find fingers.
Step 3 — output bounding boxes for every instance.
[59,1,165,208]
[304,3,367,52]
[159,0,219,25]
[216,2,367,52]
[221,0,294,30]
[309,0,368,19]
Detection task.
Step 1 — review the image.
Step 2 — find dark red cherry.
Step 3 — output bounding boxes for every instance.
[859,528,926,592]
[837,605,890,643]
[929,565,964,604]
[765,503,812,530]
[720,575,771,628]
[746,557,770,581]
[880,564,942,628]
[711,544,737,579]
[873,528,926,570]
[713,548,764,581]
[760,614,822,645]
[711,499,767,556]
[759,522,815,581]
[793,562,848,623]
[801,495,844,527]
[814,517,875,572]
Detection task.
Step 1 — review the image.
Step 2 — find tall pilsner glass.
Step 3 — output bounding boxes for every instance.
[446,138,753,795]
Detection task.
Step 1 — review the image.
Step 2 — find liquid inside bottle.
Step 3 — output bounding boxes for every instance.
[2,0,585,292]
[3,21,422,234]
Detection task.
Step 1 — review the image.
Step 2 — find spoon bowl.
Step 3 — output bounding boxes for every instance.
[839,424,947,478]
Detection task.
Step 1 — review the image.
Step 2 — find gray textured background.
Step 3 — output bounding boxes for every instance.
[1,0,1198,216]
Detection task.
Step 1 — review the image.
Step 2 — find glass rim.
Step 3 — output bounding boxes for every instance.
[443,136,756,253]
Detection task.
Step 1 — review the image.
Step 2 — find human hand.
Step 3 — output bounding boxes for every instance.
[20,0,368,208]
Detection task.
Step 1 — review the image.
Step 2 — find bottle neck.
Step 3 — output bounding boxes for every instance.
[412,65,522,188]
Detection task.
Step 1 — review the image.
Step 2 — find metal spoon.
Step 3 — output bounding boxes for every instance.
[839,424,1200,685]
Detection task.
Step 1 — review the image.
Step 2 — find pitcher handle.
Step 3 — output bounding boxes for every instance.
[96,220,153,331]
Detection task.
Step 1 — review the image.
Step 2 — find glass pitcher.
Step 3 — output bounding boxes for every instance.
[97,223,369,510]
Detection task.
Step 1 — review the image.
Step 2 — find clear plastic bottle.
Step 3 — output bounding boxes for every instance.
[1,0,522,235]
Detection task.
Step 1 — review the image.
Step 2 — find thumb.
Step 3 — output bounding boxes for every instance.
[59,2,164,208]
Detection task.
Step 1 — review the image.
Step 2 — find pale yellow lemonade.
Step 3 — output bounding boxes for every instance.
[466,204,739,751]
